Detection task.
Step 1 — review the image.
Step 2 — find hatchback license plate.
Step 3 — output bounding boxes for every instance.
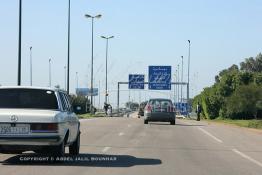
[0,124,30,134]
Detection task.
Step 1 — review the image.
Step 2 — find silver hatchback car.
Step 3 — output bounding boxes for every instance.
[144,98,176,125]
[0,87,80,156]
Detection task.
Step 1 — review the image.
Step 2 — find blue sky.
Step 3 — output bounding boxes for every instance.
[0,0,262,108]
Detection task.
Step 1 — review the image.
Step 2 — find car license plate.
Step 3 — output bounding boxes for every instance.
[0,124,30,135]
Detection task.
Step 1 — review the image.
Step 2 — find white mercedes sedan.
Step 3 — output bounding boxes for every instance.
[0,87,80,156]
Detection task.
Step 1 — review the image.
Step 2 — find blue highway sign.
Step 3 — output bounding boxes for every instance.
[129,74,145,89]
[148,66,171,90]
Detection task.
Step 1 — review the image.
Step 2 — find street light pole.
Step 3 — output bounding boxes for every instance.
[76,72,78,89]
[187,40,191,116]
[101,35,114,104]
[17,0,22,86]
[177,64,180,103]
[64,66,67,90]
[181,56,184,103]
[49,59,51,87]
[30,46,32,86]
[99,80,101,109]
[187,40,191,100]
[67,0,71,94]
[174,70,177,103]
[85,14,102,113]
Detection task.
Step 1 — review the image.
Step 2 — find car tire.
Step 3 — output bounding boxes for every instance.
[69,132,80,155]
[53,140,65,157]
[144,120,148,124]
[34,147,49,154]
[170,121,176,125]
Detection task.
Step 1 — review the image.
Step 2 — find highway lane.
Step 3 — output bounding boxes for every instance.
[0,117,262,175]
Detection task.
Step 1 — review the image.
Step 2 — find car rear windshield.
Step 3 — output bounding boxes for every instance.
[0,89,58,110]
[149,99,173,108]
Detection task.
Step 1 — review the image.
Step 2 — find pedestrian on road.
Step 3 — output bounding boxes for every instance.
[108,105,112,117]
[104,102,109,116]
[196,102,202,121]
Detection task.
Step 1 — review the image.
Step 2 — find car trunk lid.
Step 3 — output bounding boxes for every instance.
[0,109,60,123]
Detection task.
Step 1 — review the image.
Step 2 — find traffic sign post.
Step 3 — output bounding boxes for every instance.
[128,74,145,89]
[148,66,171,90]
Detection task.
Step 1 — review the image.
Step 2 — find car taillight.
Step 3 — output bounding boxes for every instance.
[168,106,175,112]
[46,123,58,131]
[31,123,58,133]
[146,105,152,112]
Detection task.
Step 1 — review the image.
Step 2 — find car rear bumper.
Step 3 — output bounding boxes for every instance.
[0,135,62,147]
[145,112,176,122]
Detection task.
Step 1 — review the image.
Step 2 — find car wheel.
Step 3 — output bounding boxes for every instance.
[69,132,80,155]
[53,140,65,157]
[144,120,148,124]
[170,121,176,125]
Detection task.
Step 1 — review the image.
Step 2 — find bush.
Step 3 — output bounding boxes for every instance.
[224,85,262,119]
[70,95,90,114]
[193,53,262,120]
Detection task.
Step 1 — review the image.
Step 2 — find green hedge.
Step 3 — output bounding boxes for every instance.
[193,53,262,120]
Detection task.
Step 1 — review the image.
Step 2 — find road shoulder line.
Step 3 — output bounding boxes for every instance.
[198,127,223,143]
[232,148,262,168]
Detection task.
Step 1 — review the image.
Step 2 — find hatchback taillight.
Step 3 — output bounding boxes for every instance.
[31,123,58,133]
[168,106,175,112]
[145,105,152,112]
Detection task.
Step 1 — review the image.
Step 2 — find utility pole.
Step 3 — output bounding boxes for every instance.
[181,56,184,103]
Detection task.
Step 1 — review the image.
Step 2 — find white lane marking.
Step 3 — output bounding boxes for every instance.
[232,149,262,168]
[118,132,124,136]
[102,147,111,153]
[198,127,223,143]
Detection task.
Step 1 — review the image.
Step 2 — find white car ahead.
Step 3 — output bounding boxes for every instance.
[0,86,80,156]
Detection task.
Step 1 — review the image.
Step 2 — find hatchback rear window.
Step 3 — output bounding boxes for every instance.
[149,99,173,109]
[0,89,58,110]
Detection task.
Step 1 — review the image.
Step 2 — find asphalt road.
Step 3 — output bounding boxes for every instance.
[1,115,262,175]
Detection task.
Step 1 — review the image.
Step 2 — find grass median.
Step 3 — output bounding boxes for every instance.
[208,119,262,129]
[78,112,106,119]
